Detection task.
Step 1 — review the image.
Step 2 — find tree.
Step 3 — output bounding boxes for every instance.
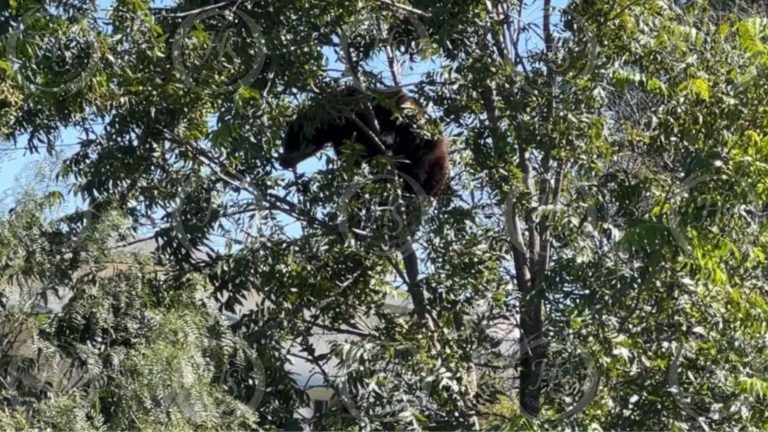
[1,0,767,429]
[0,191,278,430]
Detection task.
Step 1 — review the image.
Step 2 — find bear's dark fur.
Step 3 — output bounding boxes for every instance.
[278,86,449,198]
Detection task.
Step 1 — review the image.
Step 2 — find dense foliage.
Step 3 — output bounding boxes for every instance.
[1,0,767,430]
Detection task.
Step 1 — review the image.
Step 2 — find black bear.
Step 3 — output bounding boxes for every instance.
[278,86,449,198]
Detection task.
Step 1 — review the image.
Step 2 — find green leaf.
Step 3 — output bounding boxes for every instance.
[0,60,11,77]
[646,77,668,96]
[236,86,260,101]
[679,78,710,101]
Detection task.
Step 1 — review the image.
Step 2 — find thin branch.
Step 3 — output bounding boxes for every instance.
[337,37,384,139]
[160,127,336,232]
[485,0,508,60]
[110,235,156,250]
[478,82,531,293]
[534,159,565,280]
[606,0,647,23]
[349,116,388,155]
[506,205,531,292]
[150,0,236,18]
[379,0,431,17]
[298,318,375,338]
[384,45,402,87]
[511,0,529,73]
[385,253,411,287]
[339,31,362,85]
[500,2,516,64]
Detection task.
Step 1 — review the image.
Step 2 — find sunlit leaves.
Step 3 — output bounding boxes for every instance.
[1,0,768,430]
[678,77,710,100]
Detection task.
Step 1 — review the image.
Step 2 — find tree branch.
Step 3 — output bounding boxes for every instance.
[485,0,509,61]
[298,317,375,338]
[379,0,431,17]
[151,0,237,18]
[519,0,555,417]
[348,116,388,154]
[384,45,402,87]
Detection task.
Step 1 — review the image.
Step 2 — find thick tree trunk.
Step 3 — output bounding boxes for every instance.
[519,291,545,417]
[518,0,555,417]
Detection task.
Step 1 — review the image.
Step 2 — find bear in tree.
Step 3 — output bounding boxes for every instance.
[278,86,449,198]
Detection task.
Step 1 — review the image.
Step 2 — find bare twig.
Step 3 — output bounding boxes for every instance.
[379,0,431,17]
[151,0,236,18]
[349,116,388,155]
[160,127,336,232]
[485,0,509,60]
[511,0,529,73]
[298,317,374,338]
[339,31,361,85]
[478,83,531,293]
[385,254,411,287]
[110,235,156,250]
[384,45,403,87]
